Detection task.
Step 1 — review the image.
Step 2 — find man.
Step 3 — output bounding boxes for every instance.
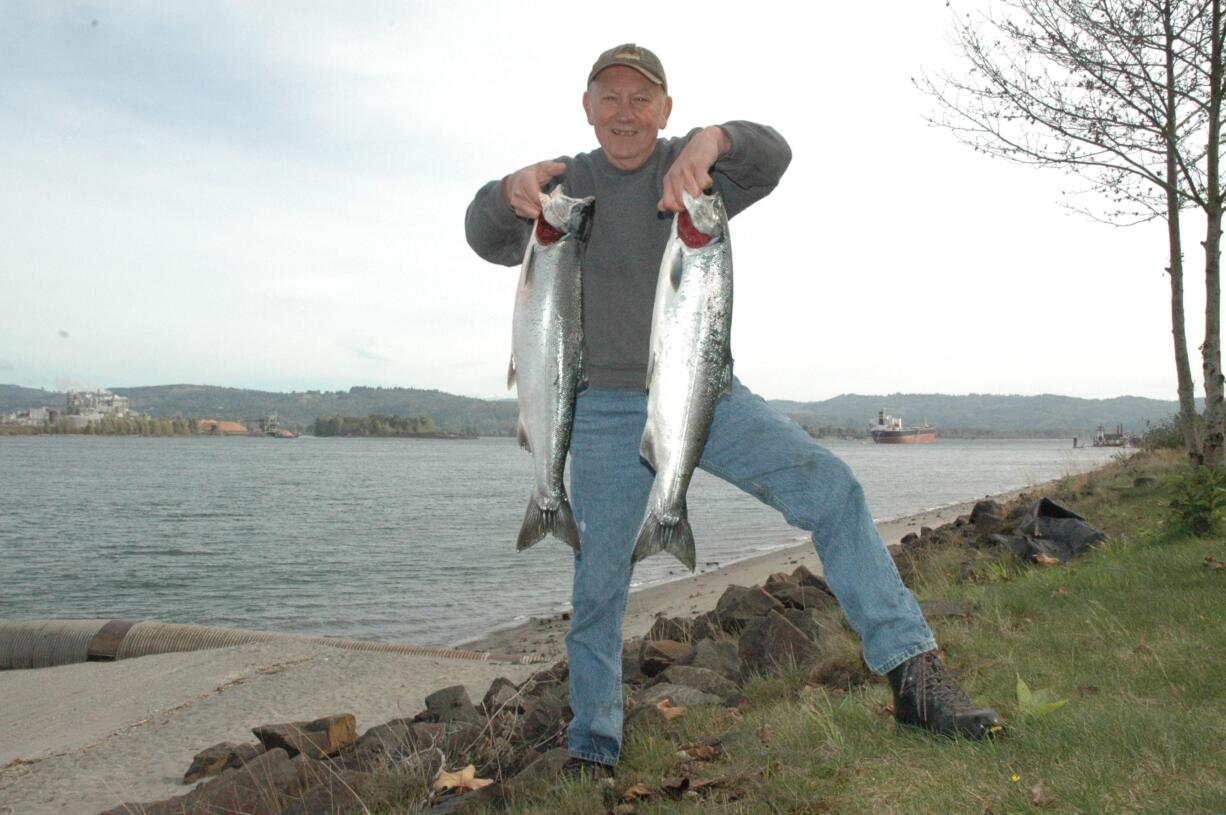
[465,44,1004,773]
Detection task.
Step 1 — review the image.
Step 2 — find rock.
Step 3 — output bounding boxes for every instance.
[519,692,567,748]
[738,611,819,679]
[636,682,724,708]
[780,608,824,641]
[689,611,724,641]
[1134,475,1156,487]
[506,746,571,786]
[182,741,263,783]
[623,700,668,735]
[639,639,692,677]
[714,585,785,633]
[790,565,833,595]
[658,665,746,705]
[283,759,395,815]
[646,615,692,642]
[771,584,837,612]
[409,720,484,757]
[678,637,740,682]
[253,714,357,759]
[422,686,483,725]
[763,571,799,597]
[622,640,644,685]
[101,748,300,815]
[970,500,1002,525]
[482,677,522,714]
[426,783,505,814]
[900,531,920,546]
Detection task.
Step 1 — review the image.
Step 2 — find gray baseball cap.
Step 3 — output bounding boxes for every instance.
[587,43,667,92]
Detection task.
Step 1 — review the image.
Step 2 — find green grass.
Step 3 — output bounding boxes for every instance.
[401,452,1226,814]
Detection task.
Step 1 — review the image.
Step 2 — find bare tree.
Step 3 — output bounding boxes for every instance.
[917,0,1212,463]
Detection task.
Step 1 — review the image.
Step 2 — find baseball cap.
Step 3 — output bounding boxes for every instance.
[587,43,667,92]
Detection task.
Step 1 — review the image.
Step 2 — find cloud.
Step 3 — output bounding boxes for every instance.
[0,360,13,371]
[337,338,392,363]
[58,329,69,339]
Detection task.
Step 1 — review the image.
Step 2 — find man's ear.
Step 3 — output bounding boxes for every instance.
[659,95,673,129]
[582,90,594,125]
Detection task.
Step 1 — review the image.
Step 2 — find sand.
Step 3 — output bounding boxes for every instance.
[0,486,1034,815]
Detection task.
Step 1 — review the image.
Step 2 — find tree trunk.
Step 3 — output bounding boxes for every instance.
[1204,0,1226,467]
[1165,0,1203,464]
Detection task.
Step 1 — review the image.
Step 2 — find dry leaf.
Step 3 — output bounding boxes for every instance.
[655,699,687,721]
[1052,586,1070,596]
[620,783,653,802]
[757,724,773,745]
[1034,554,1061,567]
[688,744,721,761]
[1204,555,1225,571]
[432,764,493,793]
[1030,780,1052,807]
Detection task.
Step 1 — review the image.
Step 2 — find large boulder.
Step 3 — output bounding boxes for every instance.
[253,714,357,760]
[635,682,724,709]
[678,637,740,682]
[482,677,522,715]
[182,741,264,783]
[101,748,301,815]
[639,639,692,677]
[714,585,785,633]
[656,665,746,706]
[420,686,483,726]
[738,610,820,679]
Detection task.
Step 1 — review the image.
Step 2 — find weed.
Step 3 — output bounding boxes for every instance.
[1167,465,1226,536]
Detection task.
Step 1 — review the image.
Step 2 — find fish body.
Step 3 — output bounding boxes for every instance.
[632,190,734,571]
[509,186,594,551]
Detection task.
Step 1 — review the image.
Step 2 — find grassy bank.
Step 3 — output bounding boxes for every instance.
[423,451,1220,815]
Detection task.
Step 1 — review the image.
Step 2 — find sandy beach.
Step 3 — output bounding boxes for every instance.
[0,486,1034,815]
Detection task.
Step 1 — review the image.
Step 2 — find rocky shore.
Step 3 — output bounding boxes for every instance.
[0,483,1051,815]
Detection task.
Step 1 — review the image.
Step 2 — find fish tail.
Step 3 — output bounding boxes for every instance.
[631,506,696,572]
[516,495,581,552]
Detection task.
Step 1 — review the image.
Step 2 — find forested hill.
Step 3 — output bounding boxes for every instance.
[0,384,518,437]
[773,393,1180,437]
[1,384,1179,437]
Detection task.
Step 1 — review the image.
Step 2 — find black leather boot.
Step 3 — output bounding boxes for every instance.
[887,651,1006,739]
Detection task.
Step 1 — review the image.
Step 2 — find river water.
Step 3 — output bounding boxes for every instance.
[0,436,1121,646]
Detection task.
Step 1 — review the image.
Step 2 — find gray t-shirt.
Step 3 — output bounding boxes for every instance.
[464,121,791,391]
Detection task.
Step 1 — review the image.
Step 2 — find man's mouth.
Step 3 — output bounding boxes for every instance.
[611,128,637,137]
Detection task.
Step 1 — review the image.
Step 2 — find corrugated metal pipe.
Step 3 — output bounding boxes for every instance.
[0,619,543,670]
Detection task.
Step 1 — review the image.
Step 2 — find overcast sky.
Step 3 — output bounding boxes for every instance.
[0,0,1205,402]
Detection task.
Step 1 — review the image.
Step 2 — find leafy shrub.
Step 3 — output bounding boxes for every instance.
[1168,466,1226,536]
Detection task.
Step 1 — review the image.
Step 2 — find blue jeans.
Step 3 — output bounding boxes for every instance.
[564,379,936,765]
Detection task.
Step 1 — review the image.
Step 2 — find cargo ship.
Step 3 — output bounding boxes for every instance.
[870,409,936,444]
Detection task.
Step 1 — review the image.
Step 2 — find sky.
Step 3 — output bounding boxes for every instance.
[0,0,1207,402]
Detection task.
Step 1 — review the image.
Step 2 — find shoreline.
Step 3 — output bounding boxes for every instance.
[0,479,1059,815]
[464,482,1044,660]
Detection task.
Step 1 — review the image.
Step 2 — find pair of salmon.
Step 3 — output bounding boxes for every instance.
[508,186,733,571]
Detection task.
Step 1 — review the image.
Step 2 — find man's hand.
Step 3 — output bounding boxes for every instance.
[502,160,567,219]
[659,126,731,212]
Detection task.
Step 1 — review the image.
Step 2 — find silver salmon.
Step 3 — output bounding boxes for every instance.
[632,190,734,571]
[508,186,594,551]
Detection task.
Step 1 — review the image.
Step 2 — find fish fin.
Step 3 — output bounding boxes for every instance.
[631,507,696,571]
[507,354,517,390]
[516,496,582,552]
[516,418,531,452]
[668,245,684,290]
[523,246,535,285]
[639,427,658,471]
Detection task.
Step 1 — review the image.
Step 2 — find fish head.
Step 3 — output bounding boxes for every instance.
[538,186,596,243]
[677,190,726,248]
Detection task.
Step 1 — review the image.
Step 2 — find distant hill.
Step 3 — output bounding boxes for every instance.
[773,393,1181,437]
[0,384,518,437]
[2,384,1181,437]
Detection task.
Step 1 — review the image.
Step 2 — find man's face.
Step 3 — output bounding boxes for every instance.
[583,65,673,171]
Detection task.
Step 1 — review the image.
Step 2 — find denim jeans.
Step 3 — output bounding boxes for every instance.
[564,379,936,765]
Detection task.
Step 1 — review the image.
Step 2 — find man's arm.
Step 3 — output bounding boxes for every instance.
[464,160,568,267]
[659,122,791,217]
